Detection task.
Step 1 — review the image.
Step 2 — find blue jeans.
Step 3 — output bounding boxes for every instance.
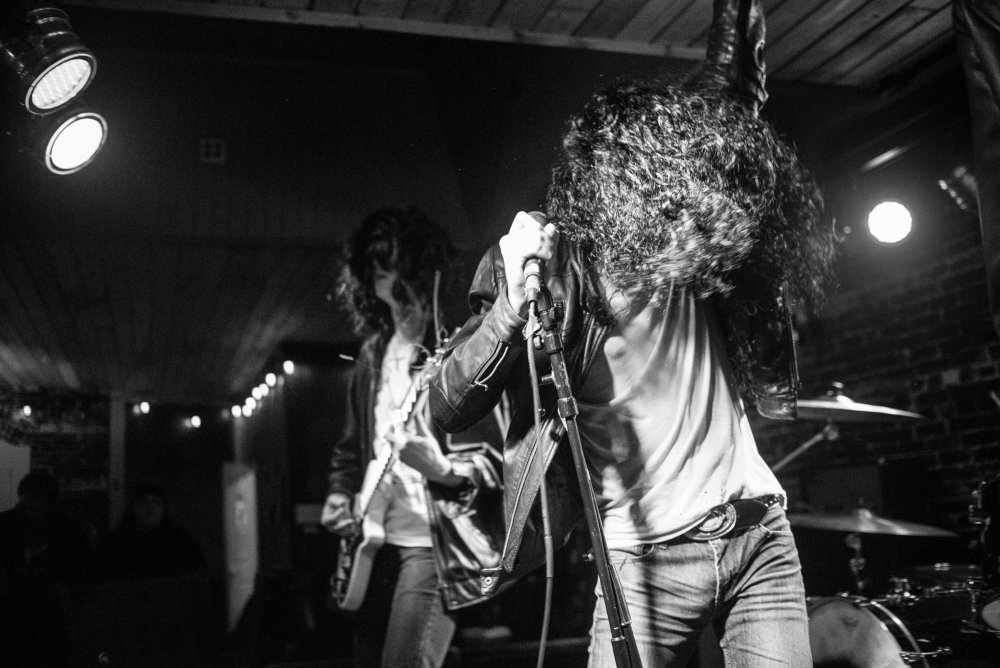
[355,545,456,668]
[588,505,811,667]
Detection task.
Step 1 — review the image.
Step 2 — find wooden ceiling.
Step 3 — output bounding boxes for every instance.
[0,0,968,409]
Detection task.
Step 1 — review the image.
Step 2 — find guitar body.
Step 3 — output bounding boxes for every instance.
[331,455,392,612]
[329,344,447,612]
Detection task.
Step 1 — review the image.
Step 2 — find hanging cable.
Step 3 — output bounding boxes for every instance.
[526,299,554,668]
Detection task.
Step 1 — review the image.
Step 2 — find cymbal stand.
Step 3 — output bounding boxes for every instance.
[771,422,839,473]
[844,532,869,595]
[528,287,642,668]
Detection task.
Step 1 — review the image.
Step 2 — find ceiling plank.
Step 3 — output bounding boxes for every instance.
[14,241,83,390]
[357,0,409,18]
[64,0,706,58]
[404,0,462,22]
[833,5,952,88]
[533,0,603,35]
[652,0,713,48]
[765,0,870,74]
[771,0,912,80]
[489,0,556,31]
[446,0,505,25]
[614,0,691,42]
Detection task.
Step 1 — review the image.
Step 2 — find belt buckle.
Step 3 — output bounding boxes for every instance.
[687,503,737,541]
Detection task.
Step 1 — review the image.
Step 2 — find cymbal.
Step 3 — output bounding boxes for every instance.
[796,392,924,422]
[787,508,956,537]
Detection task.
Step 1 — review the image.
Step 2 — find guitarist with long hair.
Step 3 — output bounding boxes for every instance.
[321,205,505,668]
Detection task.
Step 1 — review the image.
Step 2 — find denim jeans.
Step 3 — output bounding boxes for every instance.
[355,545,456,668]
[587,505,811,667]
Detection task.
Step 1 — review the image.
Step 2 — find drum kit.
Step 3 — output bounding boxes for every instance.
[775,384,1000,666]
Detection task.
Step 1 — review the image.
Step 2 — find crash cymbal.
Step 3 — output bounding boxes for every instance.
[787,508,957,537]
[796,383,924,422]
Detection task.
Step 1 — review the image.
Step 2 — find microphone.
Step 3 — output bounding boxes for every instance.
[523,211,546,304]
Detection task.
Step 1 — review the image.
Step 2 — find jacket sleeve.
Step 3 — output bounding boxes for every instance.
[327,363,366,497]
[690,0,768,114]
[429,245,529,434]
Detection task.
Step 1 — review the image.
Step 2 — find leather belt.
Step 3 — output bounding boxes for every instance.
[684,494,784,541]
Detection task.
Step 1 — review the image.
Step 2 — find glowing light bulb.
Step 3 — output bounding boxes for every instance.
[867,201,912,244]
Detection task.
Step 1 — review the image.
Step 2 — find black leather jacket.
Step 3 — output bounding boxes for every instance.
[327,333,505,610]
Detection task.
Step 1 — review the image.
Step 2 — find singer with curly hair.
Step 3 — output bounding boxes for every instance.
[429,1,836,664]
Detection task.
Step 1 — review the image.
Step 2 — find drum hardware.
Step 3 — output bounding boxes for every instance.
[771,383,923,473]
[969,473,1000,588]
[980,595,1000,634]
[845,532,868,595]
[884,564,987,633]
[808,594,952,668]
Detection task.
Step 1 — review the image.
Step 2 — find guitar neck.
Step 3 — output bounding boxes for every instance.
[354,368,428,519]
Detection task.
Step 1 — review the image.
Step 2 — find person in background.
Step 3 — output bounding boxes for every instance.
[99,483,205,579]
[428,0,837,664]
[321,205,504,668]
[0,470,92,666]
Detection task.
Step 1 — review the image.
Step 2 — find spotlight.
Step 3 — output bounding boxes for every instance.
[867,201,912,244]
[0,5,96,114]
[21,105,107,174]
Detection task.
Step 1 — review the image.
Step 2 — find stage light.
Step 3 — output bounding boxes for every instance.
[34,107,106,174]
[231,405,242,418]
[0,5,96,114]
[867,201,912,244]
[191,415,201,428]
[265,373,277,387]
[283,360,295,375]
[139,401,150,414]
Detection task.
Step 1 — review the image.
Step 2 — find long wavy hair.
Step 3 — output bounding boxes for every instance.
[336,205,456,339]
[546,79,836,393]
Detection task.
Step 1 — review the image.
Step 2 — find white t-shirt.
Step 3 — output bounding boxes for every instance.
[373,332,432,548]
[575,283,783,548]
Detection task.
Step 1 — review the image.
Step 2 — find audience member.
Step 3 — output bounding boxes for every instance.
[99,483,206,579]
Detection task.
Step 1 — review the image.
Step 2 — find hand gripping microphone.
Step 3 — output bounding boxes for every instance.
[523,211,547,305]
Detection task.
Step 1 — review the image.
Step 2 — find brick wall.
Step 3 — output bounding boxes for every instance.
[751,205,1000,550]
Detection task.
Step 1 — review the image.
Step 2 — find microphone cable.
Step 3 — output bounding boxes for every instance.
[526,293,554,668]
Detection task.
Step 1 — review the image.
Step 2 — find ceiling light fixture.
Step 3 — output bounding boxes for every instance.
[0,4,96,114]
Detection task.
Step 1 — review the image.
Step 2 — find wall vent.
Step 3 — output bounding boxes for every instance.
[199,138,227,164]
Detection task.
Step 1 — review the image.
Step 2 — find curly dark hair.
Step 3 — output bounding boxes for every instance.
[337,205,456,338]
[546,79,836,394]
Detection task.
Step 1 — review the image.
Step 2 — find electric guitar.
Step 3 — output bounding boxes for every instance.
[330,347,443,612]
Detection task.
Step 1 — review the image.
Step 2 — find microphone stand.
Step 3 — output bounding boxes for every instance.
[527,284,643,668]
